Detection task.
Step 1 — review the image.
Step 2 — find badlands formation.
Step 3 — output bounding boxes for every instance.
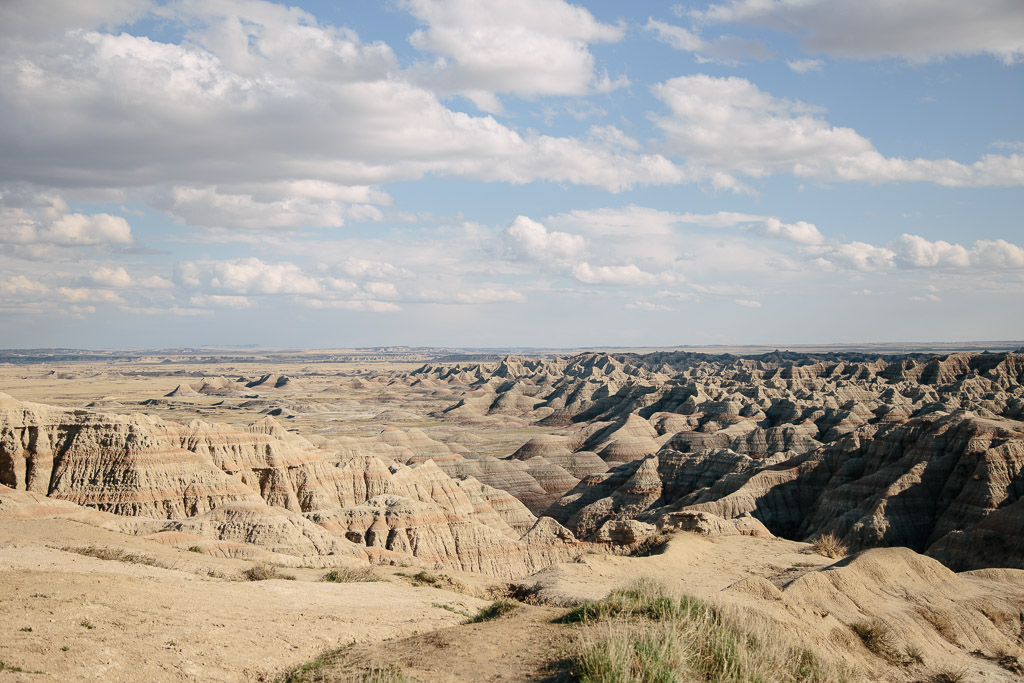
[2,346,1024,681]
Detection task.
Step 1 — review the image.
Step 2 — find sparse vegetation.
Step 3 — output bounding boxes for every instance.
[187,545,203,553]
[469,599,518,623]
[320,566,378,583]
[65,545,156,566]
[929,667,968,683]
[243,563,296,581]
[278,645,407,683]
[903,643,925,665]
[80,619,94,629]
[60,646,69,652]
[432,602,472,618]
[809,533,848,559]
[19,626,32,632]
[560,578,846,682]
[411,570,438,585]
[0,662,24,673]
[851,620,899,662]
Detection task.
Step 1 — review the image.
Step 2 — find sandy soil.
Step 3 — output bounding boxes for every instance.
[0,519,488,682]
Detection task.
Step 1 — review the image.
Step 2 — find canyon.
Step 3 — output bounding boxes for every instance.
[1,346,1023,681]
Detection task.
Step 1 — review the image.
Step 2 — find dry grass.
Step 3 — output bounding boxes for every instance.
[320,567,378,583]
[64,545,156,566]
[928,668,967,683]
[851,620,899,662]
[809,533,848,559]
[243,564,296,581]
[560,578,848,682]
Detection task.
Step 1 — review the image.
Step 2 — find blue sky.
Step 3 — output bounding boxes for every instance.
[0,0,1022,348]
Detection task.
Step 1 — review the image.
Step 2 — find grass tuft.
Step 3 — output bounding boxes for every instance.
[243,563,296,581]
[851,620,899,662]
[929,668,968,683]
[560,578,847,683]
[469,599,518,623]
[809,533,848,559]
[80,619,94,629]
[65,545,156,566]
[320,566,378,583]
[187,545,203,553]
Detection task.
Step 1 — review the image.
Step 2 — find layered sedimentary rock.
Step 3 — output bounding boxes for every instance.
[0,394,580,576]
[423,350,1024,570]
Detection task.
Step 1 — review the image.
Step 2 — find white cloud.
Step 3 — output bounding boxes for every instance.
[0,275,49,297]
[57,287,124,303]
[651,74,1024,187]
[0,191,133,246]
[157,186,384,231]
[403,0,625,110]
[644,17,772,63]
[627,301,676,312]
[189,294,253,309]
[507,215,586,261]
[892,234,970,268]
[0,5,684,201]
[734,298,761,307]
[572,262,676,286]
[787,58,823,73]
[754,218,824,245]
[175,258,322,295]
[89,266,132,288]
[297,298,401,313]
[138,275,173,289]
[808,234,1024,272]
[694,0,1024,64]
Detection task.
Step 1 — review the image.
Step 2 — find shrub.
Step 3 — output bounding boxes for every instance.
[851,620,899,662]
[929,668,967,683]
[320,566,378,583]
[187,545,203,553]
[469,599,517,623]
[810,533,848,559]
[65,546,156,566]
[242,564,296,581]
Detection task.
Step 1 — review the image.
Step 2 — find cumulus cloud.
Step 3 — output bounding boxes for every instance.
[404,0,625,111]
[89,266,132,288]
[694,0,1024,64]
[809,234,1024,271]
[651,74,1024,187]
[175,258,322,295]
[0,2,678,196]
[0,275,49,297]
[0,191,133,246]
[156,186,384,231]
[572,262,677,286]
[507,215,586,261]
[754,218,824,245]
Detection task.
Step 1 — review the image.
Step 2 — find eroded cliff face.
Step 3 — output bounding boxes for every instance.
[411,351,1024,571]
[4,349,1022,577]
[0,394,580,578]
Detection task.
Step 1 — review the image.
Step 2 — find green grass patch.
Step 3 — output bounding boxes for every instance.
[559,579,848,683]
[469,599,518,623]
[432,602,472,618]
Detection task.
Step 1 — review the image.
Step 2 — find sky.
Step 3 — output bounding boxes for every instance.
[0,0,1022,349]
